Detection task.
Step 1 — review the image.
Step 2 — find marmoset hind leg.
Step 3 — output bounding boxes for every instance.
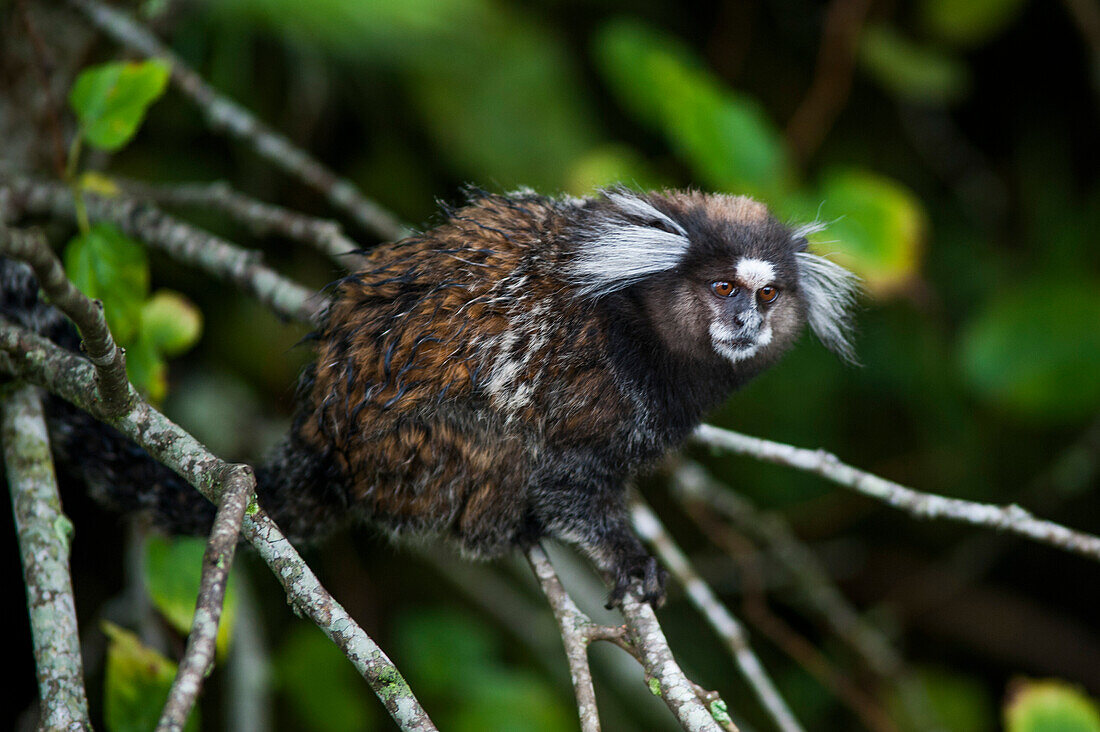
[528,462,666,607]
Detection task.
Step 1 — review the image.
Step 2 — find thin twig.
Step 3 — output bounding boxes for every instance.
[225,570,271,732]
[785,0,875,163]
[66,0,410,242]
[527,544,603,732]
[0,319,438,732]
[693,424,1100,563]
[528,544,736,732]
[617,589,730,732]
[631,498,803,732]
[0,223,131,415]
[15,0,68,178]
[671,461,904,680]
[1,383,91,730]
[1,174,323,325]
[118,179,366,268]
[158,464,255,732]
[1061,0,1100,98]
[682,497,900,732]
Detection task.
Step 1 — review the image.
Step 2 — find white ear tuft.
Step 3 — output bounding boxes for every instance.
[795,251,860,364]
[791,220,828,241]
[605,191,687,236]
[568,191,690,297]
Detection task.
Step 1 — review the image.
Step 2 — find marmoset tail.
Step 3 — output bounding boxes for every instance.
[1,187,859,606]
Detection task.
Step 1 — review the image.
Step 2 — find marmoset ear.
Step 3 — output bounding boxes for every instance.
[795,251,860,365]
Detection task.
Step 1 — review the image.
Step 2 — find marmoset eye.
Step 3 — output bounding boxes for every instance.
[711,281,735,298]
[757,286,779,305]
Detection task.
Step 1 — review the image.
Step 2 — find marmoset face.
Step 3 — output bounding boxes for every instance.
[568,190,857,369]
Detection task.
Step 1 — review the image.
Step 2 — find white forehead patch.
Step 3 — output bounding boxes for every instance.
[736,258,776,289]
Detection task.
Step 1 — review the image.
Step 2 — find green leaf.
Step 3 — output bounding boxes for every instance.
[142,290,204,357]
[102,621,199,732]
[920,0,1028,47]
[859,25,970,104]
[594,18,791,200]
[70,59,171,151]
[960,281,1100,421]
[274,625,378,732]
[144,535,237,658]
[794,167,925,294]
[126,330,169,405]
[63,223,149,344]
[1006,679,1100,732]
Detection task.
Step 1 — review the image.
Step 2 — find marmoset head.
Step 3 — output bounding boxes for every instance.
[565,189,860,368]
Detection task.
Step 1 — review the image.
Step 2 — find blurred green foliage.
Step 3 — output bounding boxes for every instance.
[144,535,238,658]
[274,625,380,732]
[102,621,200,732]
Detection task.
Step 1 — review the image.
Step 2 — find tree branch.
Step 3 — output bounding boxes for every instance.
[157,464,254,732]
[630,497,803,732]
[0,319,438,731]
[527,544,735,732]
[527,544,604,732]
[670,461,905,680]
[617,590,732,732]
[118,179,365,268]
[1,223,131,415]
[65,0,410,243]
[1,383,91,730]
[693,424,1100,563]
[1,174,323,325]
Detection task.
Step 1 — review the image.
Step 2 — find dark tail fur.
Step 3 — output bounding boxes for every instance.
[1,257,349,544]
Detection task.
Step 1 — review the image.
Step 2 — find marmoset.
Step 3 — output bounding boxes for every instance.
[1,187,858,606]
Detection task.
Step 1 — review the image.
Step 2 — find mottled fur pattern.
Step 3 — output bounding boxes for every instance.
[1,187,859,606]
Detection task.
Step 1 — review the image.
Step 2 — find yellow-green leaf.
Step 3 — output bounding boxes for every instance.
[125,330,168,405]
[142,289,204,358]
[1006,679,1100,732]
[70,59,171,151]
[79,171,121,197]
[102,621,199,732]
[799,168,925,295]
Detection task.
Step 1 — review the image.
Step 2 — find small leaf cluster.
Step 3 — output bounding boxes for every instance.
[65,60,201,403]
